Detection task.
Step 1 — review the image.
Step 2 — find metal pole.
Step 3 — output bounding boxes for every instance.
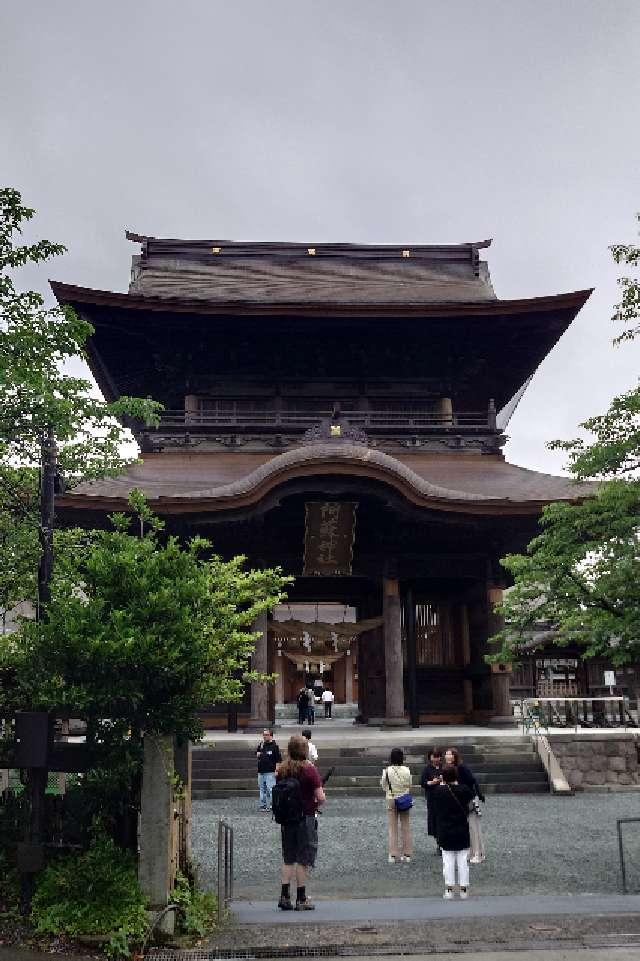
[617,820,627,894]
[217,821,224,924]
[229,828,233,901]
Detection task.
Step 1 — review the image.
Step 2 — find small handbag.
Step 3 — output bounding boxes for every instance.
[386,770,413,812]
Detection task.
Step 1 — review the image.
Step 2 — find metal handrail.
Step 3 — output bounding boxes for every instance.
[217,819,233,924]
[617,817,640,893]
[521,696,635,733]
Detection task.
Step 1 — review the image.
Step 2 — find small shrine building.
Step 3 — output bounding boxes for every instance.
[53,236,593,727]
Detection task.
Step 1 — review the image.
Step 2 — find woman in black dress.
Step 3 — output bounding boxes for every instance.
[419,747,442,854]
[432,764,473,899]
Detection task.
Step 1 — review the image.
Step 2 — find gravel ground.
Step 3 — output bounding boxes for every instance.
[192,794,640,900]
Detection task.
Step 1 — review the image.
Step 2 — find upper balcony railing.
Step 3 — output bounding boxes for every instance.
[154,408,496,431]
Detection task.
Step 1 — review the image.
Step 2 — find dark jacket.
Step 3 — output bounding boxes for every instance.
[420,763,441,797]
[420,762,442,837]
[457,762,484,802]
[297,690,309,709]
[432,782,473,851]
[256,740,281,774]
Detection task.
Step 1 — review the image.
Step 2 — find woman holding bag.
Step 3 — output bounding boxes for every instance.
[380,747,413,863]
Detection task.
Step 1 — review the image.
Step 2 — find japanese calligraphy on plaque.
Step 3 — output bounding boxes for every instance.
[303,501,358,576]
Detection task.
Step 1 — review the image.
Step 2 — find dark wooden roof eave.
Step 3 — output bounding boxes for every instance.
[54,491,581,517]
[49,281,593,321]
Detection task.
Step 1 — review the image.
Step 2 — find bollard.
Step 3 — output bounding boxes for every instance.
[217,819,234,924]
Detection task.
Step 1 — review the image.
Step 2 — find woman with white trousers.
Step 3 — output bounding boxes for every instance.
[432,764,473,899]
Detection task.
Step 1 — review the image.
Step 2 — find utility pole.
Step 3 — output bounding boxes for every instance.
[20,426,56,913]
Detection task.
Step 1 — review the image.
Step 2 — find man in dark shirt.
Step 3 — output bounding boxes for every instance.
[256,728,282,811]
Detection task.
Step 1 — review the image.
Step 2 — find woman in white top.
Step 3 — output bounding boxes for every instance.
[380,747,413,863]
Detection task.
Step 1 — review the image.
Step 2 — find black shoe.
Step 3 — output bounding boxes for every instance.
[278,896,293,911]
[295,899,315,911]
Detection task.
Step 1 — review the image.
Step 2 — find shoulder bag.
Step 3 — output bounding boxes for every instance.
[386,769,413,812]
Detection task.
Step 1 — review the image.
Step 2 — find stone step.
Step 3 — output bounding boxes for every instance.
[193,770,548,789]
[192,761,543,780]
[192,780,549,800]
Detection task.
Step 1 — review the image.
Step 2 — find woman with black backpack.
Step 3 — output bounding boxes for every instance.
[272,734,325,911]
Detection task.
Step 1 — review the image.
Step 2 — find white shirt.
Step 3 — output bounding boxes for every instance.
[322,689,334,702]
[307,741,319,762]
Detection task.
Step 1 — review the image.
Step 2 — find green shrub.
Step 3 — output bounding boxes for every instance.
[30,829,148,956]
[171,872,217,937]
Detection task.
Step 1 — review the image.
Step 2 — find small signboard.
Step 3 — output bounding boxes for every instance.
[604,670,616,687]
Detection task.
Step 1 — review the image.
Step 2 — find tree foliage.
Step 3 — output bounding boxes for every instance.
[492,222,640,666]
[0,187,162,622]
[0,494,290,740]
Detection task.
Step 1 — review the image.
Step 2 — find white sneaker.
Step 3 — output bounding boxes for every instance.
[388,855,396,863]
[469,856,481,864]
[459,887,469,899]
[443,887,454,900]
[400,855,411,862]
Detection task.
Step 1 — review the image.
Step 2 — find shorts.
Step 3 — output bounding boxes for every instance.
[281,815,318,867]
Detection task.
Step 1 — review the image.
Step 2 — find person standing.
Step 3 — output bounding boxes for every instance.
[322,686,335,718]
[432,764,473,899]
[419,747,443,854]
[302,728,318,763]
[274,734,325,911]
[256,728,281,812]
[296,687,309,725]
[306,686,316,725]
[380,747,413,863]
[444,747,485,863]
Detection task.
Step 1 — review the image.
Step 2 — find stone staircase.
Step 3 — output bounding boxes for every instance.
[191,735,549,799]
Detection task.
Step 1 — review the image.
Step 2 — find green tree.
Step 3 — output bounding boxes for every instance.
[491,221,640,668]
[0,494,290,742]
[0,187,162,615]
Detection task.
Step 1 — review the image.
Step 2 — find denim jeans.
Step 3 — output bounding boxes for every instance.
[258,771,276,809]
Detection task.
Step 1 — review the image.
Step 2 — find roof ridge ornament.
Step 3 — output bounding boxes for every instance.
[302,407,368,447]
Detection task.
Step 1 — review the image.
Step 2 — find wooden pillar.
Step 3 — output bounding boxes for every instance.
[274,644,284,705]
[403,588,419,727]
[487,585,514,724]
[461,603,474,716]
[184,394,198,424]
[345,648,354,703]
[383,578,408,726]
[439,396,453,425]
[248,611,269,729]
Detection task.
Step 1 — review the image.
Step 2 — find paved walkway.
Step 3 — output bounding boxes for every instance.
[233,892,640,925]
[201,722,527,746]
[200,722,637,747]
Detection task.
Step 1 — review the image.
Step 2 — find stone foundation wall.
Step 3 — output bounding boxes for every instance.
[549,734,640,790]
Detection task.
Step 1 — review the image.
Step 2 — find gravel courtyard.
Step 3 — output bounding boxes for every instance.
[192,794,640,900]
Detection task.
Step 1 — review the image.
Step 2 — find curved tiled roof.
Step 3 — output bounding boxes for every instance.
[57,447,591,517]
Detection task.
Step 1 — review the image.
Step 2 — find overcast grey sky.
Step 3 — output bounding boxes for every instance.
[2,0,639,474]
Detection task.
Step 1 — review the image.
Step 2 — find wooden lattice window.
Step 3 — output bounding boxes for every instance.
[415,603,457,666]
